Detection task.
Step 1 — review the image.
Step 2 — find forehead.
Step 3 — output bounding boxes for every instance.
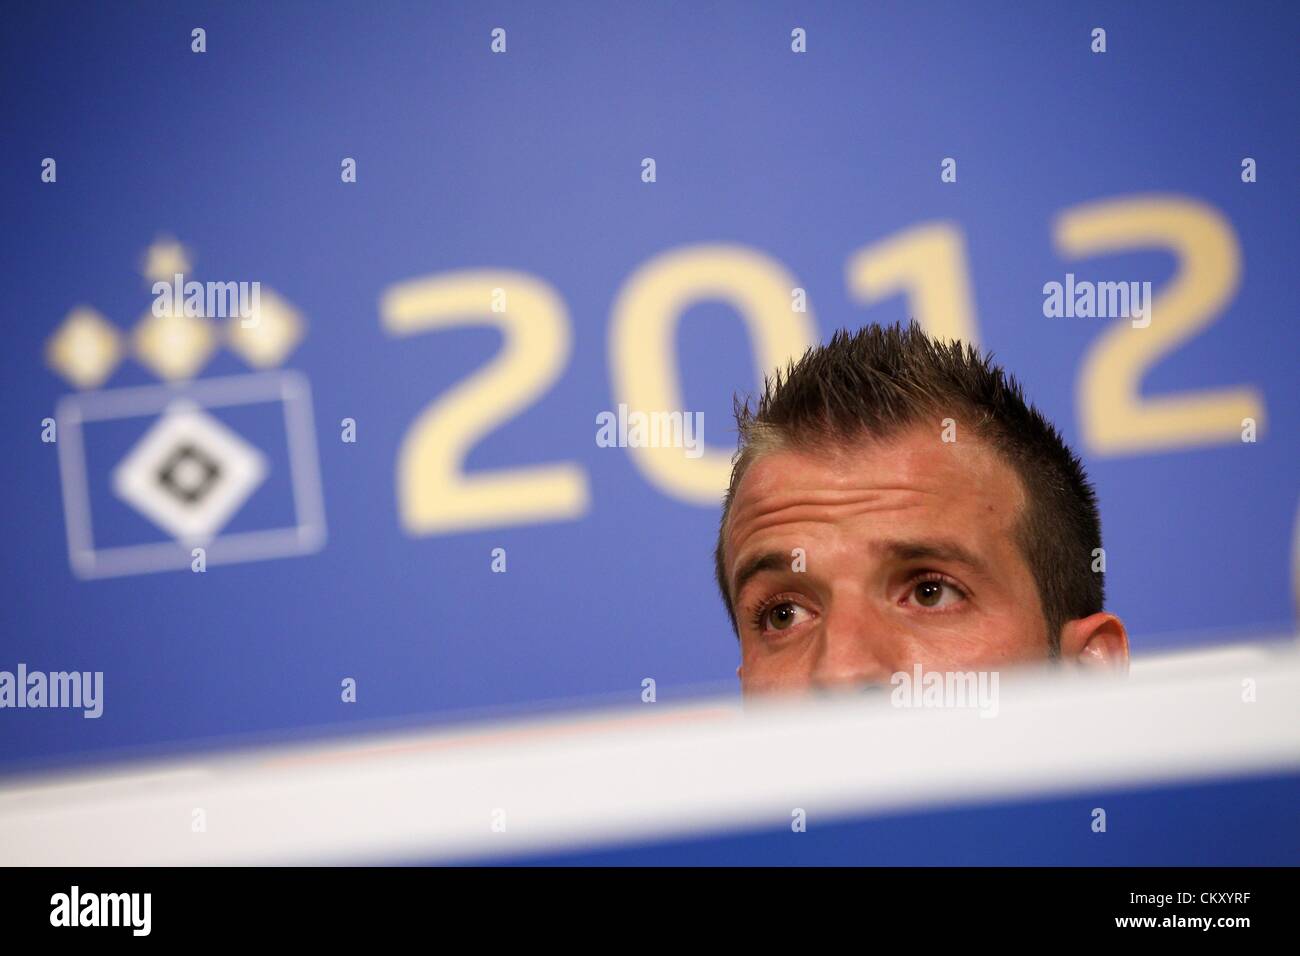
[724,426,1028,571]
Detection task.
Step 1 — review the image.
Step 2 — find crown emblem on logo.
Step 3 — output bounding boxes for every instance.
[44,237,306,389]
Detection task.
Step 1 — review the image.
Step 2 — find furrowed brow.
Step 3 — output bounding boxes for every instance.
[883,539,987,574]
[729,551,789,603]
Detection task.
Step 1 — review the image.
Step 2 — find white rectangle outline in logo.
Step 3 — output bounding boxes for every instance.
[55,371,326,579]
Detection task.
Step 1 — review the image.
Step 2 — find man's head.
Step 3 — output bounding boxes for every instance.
[716,322,1128,695]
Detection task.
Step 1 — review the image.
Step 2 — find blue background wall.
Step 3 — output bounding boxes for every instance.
[1,1,1296,771]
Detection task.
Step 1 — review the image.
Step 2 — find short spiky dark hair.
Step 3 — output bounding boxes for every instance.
[714,322,1103,652]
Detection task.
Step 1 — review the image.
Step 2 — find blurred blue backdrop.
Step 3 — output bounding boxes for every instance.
[1,0,1296,771]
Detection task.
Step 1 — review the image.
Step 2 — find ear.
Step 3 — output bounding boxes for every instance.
[1058,612,1129,673]
[736,664,743,682]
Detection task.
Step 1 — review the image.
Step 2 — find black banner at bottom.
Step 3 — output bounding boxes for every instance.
[0,866,1289,941]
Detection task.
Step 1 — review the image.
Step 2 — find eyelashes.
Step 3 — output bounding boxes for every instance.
[744,571,972,634]
[904,572,969,610]
[748,593,810,634]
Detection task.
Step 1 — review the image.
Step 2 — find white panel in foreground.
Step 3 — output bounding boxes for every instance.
[0,644,1297,865]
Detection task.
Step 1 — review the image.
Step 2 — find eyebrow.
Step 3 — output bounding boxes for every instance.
[729,538,988,602]
[730,551,790,603]
[881,539,988,575]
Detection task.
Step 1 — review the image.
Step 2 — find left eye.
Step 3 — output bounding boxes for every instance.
[908,580,963,609]
[764,601,810,632]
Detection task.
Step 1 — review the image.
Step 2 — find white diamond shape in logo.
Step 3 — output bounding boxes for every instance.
[112,400,268,545]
